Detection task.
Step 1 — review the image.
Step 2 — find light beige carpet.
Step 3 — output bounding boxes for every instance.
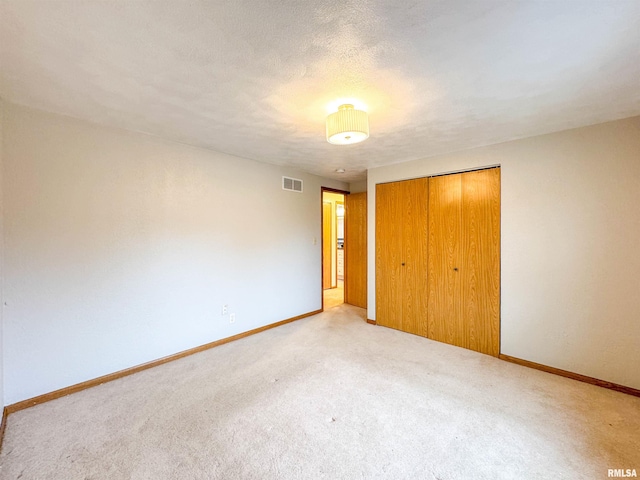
[1,305,639,479]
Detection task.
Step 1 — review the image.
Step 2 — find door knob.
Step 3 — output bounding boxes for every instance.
[401,263,405,266]
[453,267,458,271]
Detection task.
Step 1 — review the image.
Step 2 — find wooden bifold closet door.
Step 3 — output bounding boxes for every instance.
[428,168,500,356]
[375,177,428,337]
[376,168,500,357]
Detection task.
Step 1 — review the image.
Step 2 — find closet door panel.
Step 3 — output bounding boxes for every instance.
[376,182,403,329]
[401,178,429,337]
[462,168,501,356]
[427,174,465,348]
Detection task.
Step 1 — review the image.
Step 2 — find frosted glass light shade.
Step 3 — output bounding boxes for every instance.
[326,104,369,145]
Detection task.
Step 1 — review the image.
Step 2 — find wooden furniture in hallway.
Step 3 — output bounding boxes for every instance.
[322,201,332,289]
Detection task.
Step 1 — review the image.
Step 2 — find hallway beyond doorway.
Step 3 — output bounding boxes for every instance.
[322,188,346,310]
[323,280,344,309]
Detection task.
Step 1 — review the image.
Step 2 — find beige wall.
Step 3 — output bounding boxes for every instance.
[349,180,367,193]
[0,98,4,407]
[368,116,640,389]
[2,102,347,404]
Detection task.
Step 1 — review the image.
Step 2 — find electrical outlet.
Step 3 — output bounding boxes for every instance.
[222,305,228,315]
[229,313,236,324]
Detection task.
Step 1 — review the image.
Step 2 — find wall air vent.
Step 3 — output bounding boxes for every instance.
[282,176,303,193]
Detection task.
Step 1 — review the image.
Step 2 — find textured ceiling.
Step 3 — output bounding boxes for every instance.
[1,1,639,182]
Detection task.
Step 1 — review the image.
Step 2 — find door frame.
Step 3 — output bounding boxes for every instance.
[321,187,350,311]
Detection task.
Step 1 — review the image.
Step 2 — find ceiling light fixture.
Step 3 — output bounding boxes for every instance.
[326,104,369,145]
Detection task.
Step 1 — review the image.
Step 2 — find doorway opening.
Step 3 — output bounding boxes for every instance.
[322,188,347,310]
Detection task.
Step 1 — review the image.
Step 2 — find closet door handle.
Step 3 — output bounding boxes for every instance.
[401,262,406,266]
[453,267,458,271]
